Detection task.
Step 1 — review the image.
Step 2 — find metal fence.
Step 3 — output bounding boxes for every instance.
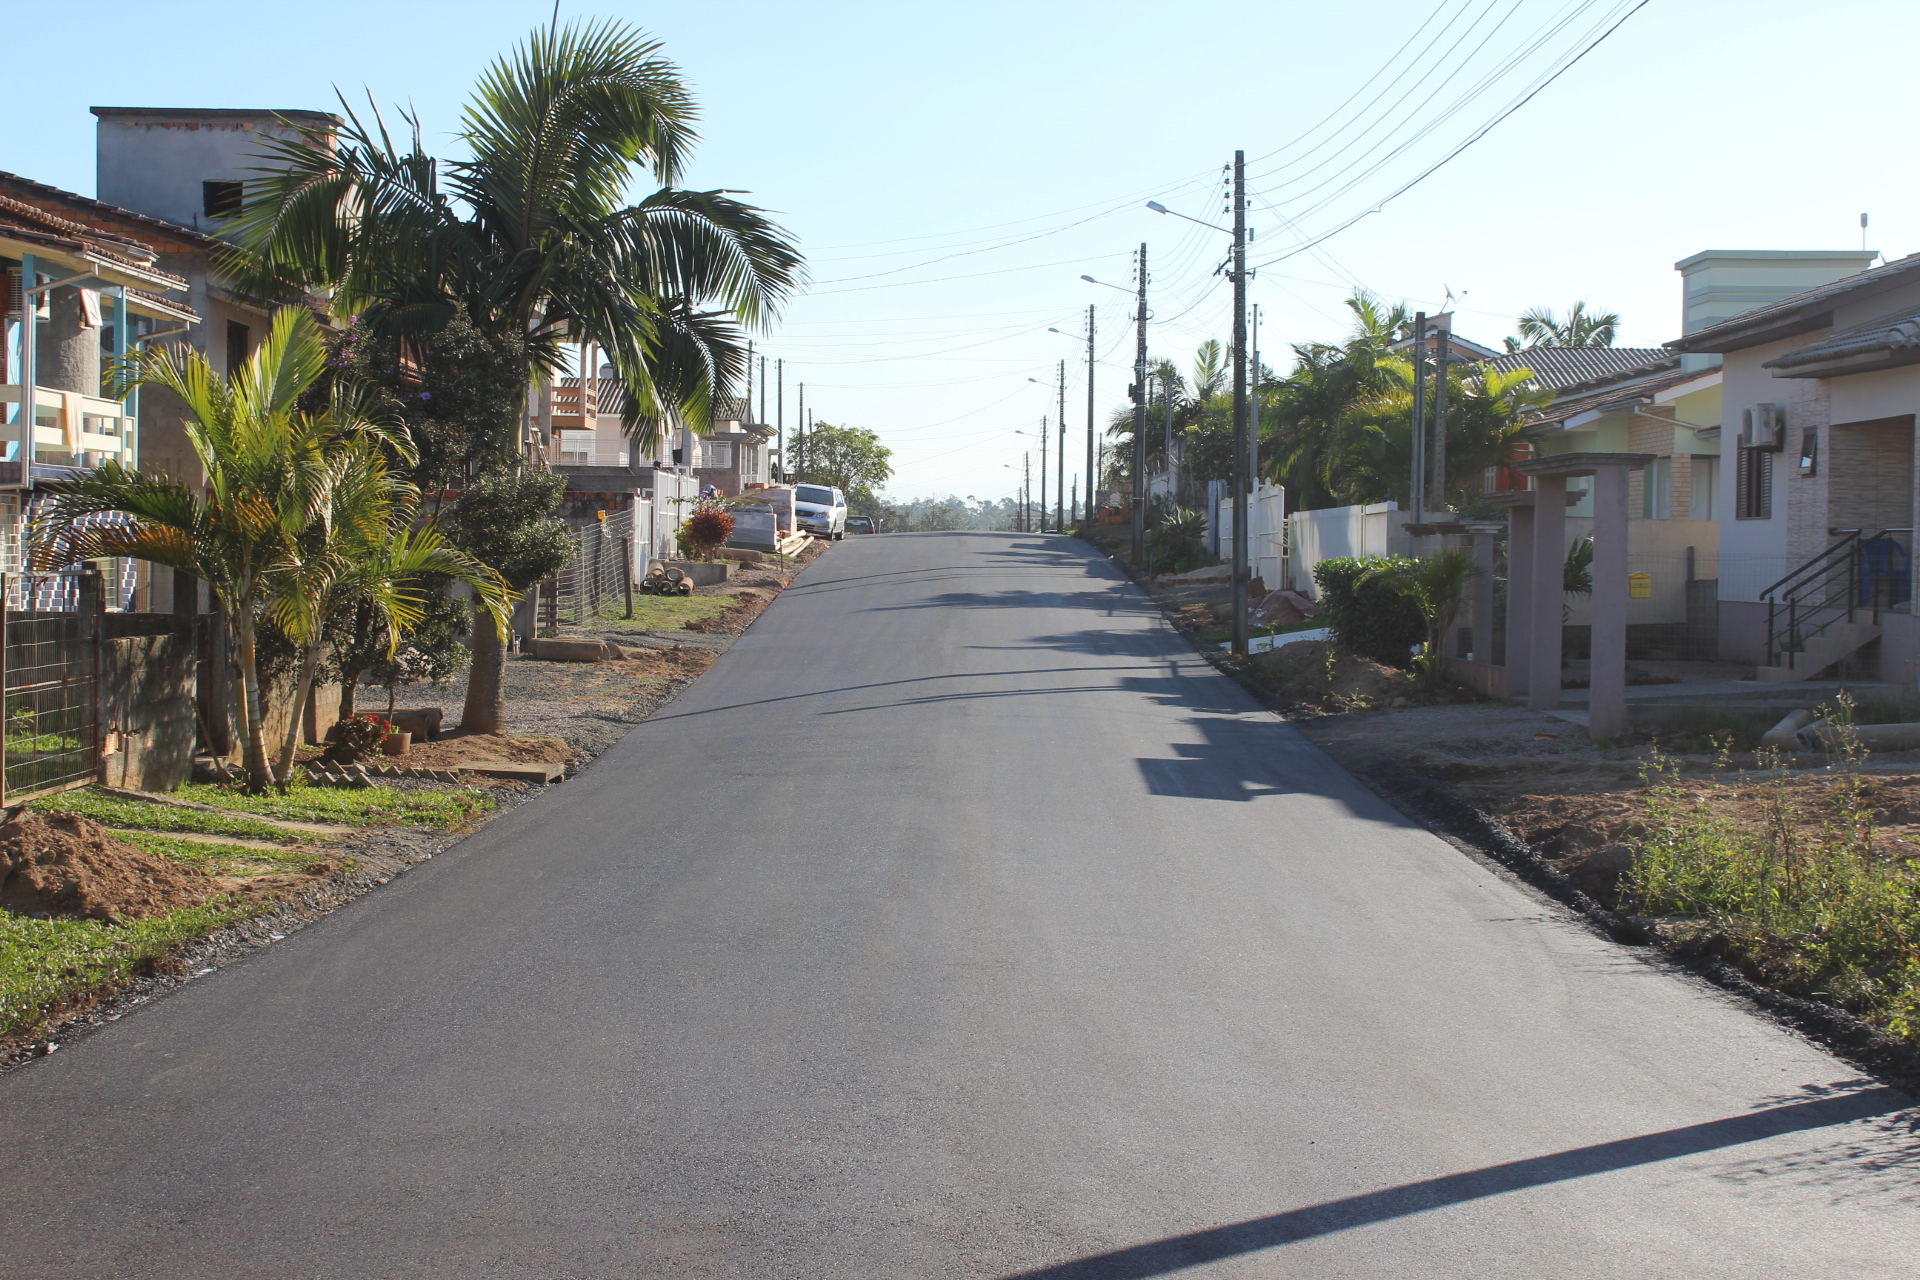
[541,509,642,630]
[1,574,101,801]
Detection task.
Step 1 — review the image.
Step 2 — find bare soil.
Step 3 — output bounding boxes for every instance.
[1249,640,1416,711]
[400,732,574,769]
[0,812,217,923]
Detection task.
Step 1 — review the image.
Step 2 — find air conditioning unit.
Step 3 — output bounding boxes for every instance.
[1744,403,1786,451]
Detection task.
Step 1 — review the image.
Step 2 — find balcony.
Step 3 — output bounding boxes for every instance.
[0,384,135,484]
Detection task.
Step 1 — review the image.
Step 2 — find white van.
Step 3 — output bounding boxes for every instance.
[794,484,847,539]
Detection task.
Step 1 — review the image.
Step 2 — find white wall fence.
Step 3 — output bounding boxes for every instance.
[1208,484,1286,589]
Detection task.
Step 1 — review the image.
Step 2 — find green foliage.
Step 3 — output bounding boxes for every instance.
[362,587,471,712]
[1357,548,1480,685]
[1564,536,1594,596]
[448,471,574,589]
[1510,301,1620,350]
[117,832,336,876]
[1627,746,1920,1042]
[174,778,491,830]
[685,499,735,558]
[1142,502,1212,575]
[796,421,893,506]
[1,899,255,1039]
[876,494,1017,532]
[331,715,391,759]
[1313,555,1426,669]
[594,595,734,632]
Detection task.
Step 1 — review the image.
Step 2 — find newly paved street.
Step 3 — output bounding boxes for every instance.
[3,532,1916,1277]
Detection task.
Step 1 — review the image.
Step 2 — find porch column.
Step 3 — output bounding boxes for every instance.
[1470,531,1496,663]
[1529,475,1568,711]
[1589,465,1632,740]
[1504,502,1534,699]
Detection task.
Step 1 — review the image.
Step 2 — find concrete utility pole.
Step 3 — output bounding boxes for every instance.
[1039,416,1048,533]
[1410,312,1426,522]
[1085,306,1096,529]
[1023,451,1032,532]
[1056,359,1066,535]
[1430,312,1453,514]
[796,384,805,483]
[776,359,784,481]
[1230,151,1250,656]
[1249,303,1260,503]
[1131,243,1149,567]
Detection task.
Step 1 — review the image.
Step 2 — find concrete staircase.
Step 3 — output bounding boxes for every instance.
[1755,620,1881,683]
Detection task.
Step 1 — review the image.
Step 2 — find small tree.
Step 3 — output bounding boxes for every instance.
[795,421,893,506]
[684,499,735,559]
[1357,548,1480,686]
[447,472,575,732]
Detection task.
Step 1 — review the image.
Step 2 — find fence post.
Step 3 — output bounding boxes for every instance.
[1,571,8,805]
[78,569,104,783]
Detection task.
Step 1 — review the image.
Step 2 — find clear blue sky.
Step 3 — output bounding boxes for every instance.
[7,1,1913,501]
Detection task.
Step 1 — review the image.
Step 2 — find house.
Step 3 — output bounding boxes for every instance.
[1669,249,1920,682]
[1,185,200,606]
[693,397,775,495]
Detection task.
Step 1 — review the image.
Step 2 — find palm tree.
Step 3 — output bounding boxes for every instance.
[28,309,439,792]
[265,431,510,780]
[225,19,802,732]
[1512,302,1621,348]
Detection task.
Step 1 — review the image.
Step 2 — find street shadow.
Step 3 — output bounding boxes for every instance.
[998,1086,1914,1279]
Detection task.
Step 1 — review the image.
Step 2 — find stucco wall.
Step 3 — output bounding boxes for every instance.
[97,113,320,234]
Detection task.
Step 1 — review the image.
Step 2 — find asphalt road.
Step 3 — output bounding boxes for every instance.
[4,531,1917,1278]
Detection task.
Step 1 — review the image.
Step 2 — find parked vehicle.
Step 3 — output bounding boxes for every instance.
[845,515,876,535]
[794,484,847,539]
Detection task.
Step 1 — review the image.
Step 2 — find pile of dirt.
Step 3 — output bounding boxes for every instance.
[1252,640,1411,709]
[687,591,771,635]
[607,645,718,677]
[404,732,576,768]
[0,811,215,923]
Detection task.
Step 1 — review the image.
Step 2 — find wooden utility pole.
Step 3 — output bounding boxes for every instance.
[1230,151,1250,656]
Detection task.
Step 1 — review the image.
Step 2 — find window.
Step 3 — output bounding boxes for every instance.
[1736,444,1772,519]
[202,181,244,219]
[1689,456,1717,521]
[699,439,733,468]
[225,321,250,375]
[1642,457,1672,519]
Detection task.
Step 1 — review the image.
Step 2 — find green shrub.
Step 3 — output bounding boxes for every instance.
[1312,555,1426,668]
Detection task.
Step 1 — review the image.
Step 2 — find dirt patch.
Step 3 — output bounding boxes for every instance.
[686,591,771,634]
[402,732,575,768]
[0,812,218,923]
[1249,640,1413,710]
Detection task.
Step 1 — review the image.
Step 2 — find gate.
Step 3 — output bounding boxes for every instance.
[540,510,639,630]
[1,571,103,803]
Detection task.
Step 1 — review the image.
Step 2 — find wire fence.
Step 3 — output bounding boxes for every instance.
[539,510,642,631]
[2,575,102,801]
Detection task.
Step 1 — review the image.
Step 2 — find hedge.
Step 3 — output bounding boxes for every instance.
[1313,555,1426,669]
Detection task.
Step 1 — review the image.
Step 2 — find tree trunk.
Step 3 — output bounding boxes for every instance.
[338,672,360,722]
[460,599,506,733]
[274,640,324,787]
[231,613,273,795]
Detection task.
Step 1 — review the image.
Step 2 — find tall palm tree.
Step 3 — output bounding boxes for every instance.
[225,19,802,731]
[1512,302,1621,348]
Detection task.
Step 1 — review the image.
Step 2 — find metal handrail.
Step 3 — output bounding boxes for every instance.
[1764,528,1913,669]
[1761,530,1861,603]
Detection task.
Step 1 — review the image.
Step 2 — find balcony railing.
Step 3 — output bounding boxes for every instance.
[0,385,136,481]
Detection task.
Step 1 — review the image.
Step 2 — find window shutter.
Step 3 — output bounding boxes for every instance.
[1757,449,1772,518]
[1736,443,1752,518]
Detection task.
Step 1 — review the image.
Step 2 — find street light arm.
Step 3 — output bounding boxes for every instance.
[1146,201,1230,235]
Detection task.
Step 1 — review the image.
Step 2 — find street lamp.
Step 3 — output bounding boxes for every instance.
[1147,169,1250,657]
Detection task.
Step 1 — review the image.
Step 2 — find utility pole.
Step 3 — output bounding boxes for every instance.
[759,355,767,428]
[1085,305,1096,530]
[1131,243,1149,566]
[1249,303,1260,505]
[1230,151,1250,656]
[1430,312,1452,514]
[1023,451,1032,532]
[776,359,784,482]
[1410,313,1426,522]
[744,339,753,421]
[796,383,805,484]
[1164,372,1175,504]
[1038,416,1048,533]
[1056,359,1066,535]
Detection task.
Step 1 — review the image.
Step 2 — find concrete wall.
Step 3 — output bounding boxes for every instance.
[99,634,196,792]
[96,110,330,234]
[1285,501,1410,594]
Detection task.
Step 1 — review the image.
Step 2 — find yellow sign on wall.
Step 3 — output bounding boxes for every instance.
[1628,572,1652,599]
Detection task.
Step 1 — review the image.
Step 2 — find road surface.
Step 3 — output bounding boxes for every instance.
[4,531,1916,1278]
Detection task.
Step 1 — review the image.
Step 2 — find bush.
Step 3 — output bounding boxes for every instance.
[330,714,390,762]
[684,500,735,559]
[1313,555,1426,668]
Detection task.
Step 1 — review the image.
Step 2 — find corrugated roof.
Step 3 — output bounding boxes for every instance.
[1668,250,1920,353]
[1762,305,1920,372]
[1525,365,1705,428]
[1482,346,1674,390]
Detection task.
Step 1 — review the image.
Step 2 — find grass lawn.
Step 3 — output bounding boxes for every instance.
[580,595,734,633]
[172,780,492,831]
[118,831,338,877]
[0,898,255,1040]
[36,790,306,843]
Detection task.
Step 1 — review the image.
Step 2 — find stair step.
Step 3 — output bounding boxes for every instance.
[1756,622,1882,682]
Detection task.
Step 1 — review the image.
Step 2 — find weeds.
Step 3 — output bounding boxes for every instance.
[34,791,305,844]
[1625,698,1920,1041]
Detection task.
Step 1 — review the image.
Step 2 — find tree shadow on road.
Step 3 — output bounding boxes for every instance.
[997,1085,1917,1278]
